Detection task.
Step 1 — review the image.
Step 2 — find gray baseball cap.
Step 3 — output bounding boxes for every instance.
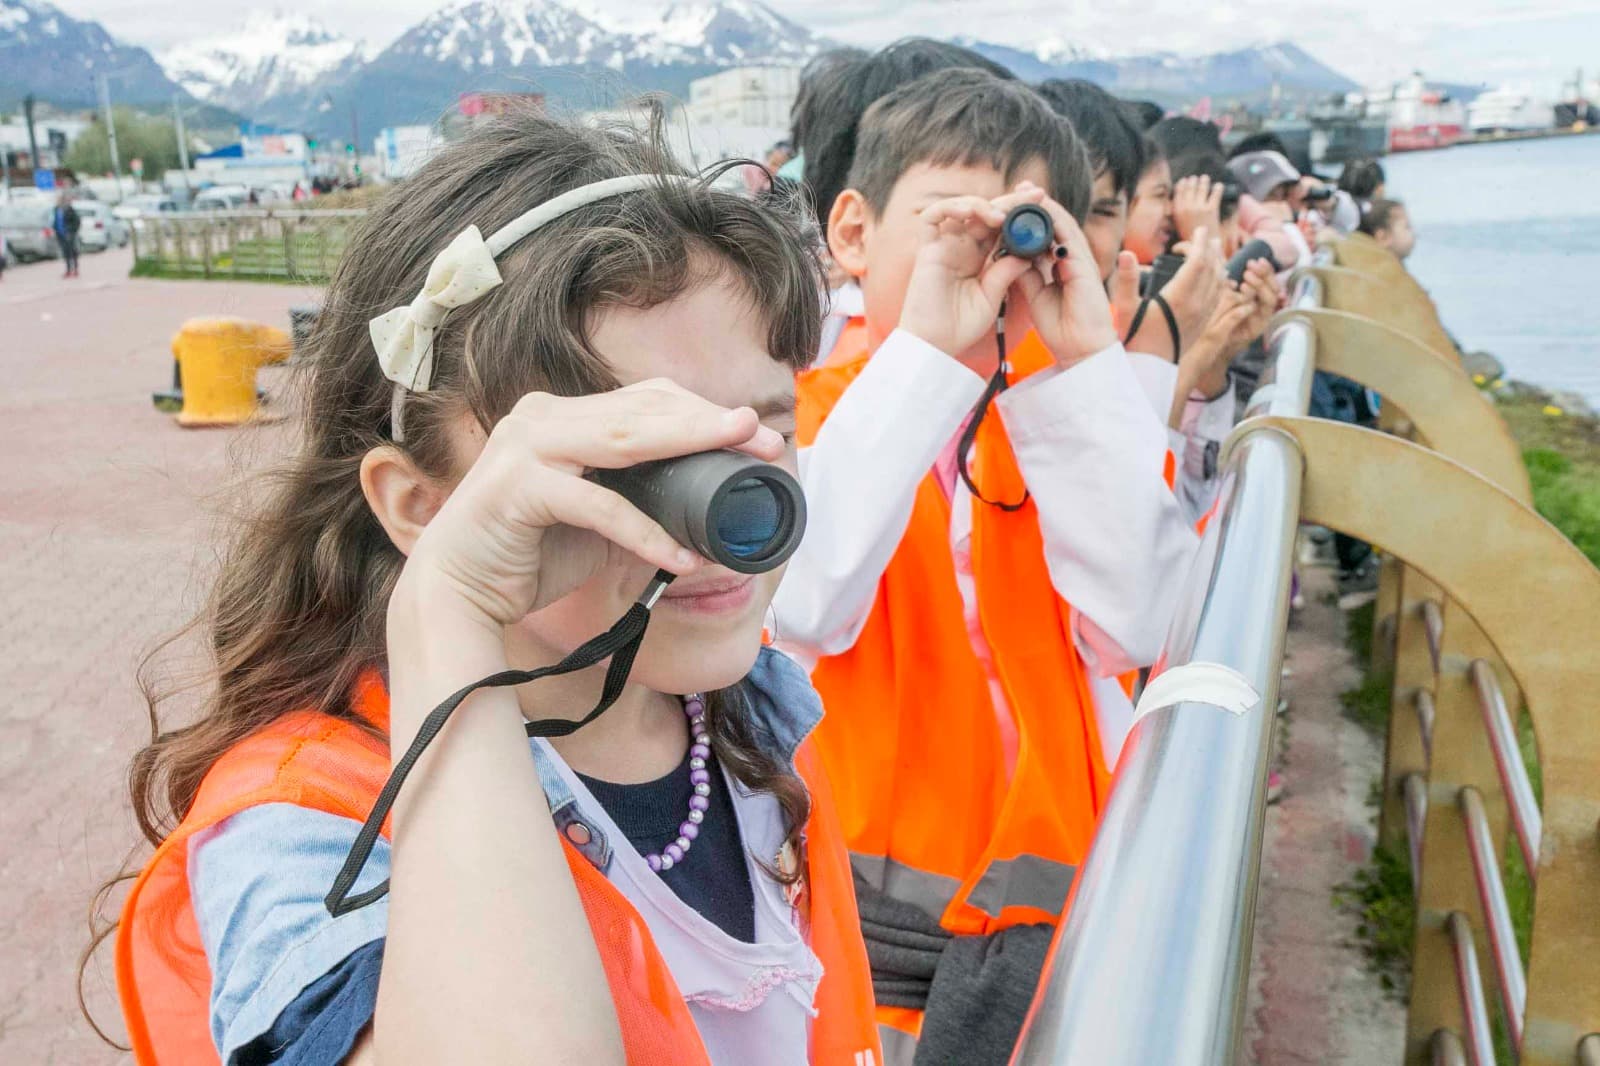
[1228,150,1301,202]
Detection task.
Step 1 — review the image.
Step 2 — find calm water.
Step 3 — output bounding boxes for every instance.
[1380,134,1600,407]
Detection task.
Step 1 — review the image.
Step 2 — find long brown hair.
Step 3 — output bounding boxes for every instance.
[85,108,825,1039]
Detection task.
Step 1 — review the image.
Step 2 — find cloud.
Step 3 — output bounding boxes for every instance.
[46,0,1600,92]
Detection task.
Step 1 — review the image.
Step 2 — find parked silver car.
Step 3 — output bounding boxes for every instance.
[73,200,131,251]
[0,201,60,261]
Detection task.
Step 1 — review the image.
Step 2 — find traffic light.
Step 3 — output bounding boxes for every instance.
[307,137,318,150]
[345,143,355,155]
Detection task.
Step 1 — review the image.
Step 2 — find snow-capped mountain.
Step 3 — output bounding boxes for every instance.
[160,12,368,115]
[381,0,625,72]
[620,2,819,67]
[378,0,818,74]
[317,0,825,137]
[0,0,186,108]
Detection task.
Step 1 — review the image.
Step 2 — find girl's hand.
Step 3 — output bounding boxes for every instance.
[1159,228,1227,356]
[1172,175,1223,243]
[898,184,1047,361]
[1008,193,1119,368]
[403,380,784,627]
[1232,258,1279,350]
[1107,250,1142,340]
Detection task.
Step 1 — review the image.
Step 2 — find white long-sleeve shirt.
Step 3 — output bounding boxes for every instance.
[774,329,1203,765]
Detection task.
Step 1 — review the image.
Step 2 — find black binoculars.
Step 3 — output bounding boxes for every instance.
[589,450,806,574]
[998,204,1055,259]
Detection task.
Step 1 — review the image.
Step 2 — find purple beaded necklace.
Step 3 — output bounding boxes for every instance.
[645,693,712,874]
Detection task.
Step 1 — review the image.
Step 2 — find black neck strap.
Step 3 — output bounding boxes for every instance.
[1123,291,1182,358]
[956,307,1030,513]
[325,570,673,917]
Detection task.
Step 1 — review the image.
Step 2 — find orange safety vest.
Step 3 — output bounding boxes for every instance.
[116,675,881,1065]
[797,323,1119,1049]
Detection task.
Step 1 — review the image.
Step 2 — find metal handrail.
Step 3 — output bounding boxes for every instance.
[1009,274,1323,1065]
[1414,688,1436,760]
[1447,911,1496,1066]
[1458,786,1526,1050]
[1469,659,1541,877]
[1421,599,1444,672]
[1403,772,1428,897]
[1430,1029,1468,1066]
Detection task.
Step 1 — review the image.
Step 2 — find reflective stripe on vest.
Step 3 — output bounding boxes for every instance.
[851,852,1076,924]
[877,1021,919,1066]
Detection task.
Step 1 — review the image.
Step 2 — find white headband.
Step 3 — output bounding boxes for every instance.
[368,174,692,440]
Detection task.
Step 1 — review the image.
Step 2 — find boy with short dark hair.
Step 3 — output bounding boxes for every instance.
[773,67,1200,1065]
[792,38,1014,232]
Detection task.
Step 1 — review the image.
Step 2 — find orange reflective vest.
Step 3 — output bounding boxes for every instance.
[116,675,881,1065]
[796,325,1116,1052]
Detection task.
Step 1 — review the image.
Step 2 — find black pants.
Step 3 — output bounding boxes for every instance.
[59,235,78,273]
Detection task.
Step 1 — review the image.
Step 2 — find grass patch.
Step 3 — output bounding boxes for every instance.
[1340,656,1393,737]
[1493,387,1600,567]
[128,262,314,285]
[1345,599,1376,675]
[1335,843,1414,994]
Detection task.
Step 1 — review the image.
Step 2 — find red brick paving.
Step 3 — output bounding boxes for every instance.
[1,248,317,1063]
[1242,566,1405,1064]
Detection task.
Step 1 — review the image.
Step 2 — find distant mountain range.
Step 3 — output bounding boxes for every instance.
[4,0,1370,141]
[0,0,188,109]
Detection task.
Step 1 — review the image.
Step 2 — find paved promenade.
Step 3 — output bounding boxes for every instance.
[1,248,315,1062]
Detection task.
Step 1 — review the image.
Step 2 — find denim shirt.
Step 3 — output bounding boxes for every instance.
[186,646,824,1061]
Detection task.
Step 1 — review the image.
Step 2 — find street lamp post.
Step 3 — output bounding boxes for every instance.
[95,71,125,200]
[171,96,193,192]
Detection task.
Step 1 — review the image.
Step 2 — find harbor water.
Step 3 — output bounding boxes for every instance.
[1380,133,1600,409]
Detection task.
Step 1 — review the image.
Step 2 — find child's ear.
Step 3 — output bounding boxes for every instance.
[360,446,448,557]
[827,188,871,281]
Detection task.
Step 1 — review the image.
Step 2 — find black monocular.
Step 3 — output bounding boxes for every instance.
[998,203,1055,259]
[589,450,806,574]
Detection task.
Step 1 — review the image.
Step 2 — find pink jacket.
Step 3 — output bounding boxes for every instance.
[1235,195,1301,270]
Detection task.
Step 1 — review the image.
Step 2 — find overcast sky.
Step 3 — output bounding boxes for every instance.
[56,0,1600,93]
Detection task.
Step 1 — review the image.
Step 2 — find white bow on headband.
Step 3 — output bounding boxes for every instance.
[368,174,692,436]
[369,226,502,393]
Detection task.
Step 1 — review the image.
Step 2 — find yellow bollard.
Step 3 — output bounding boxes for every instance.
[171,318,293,427]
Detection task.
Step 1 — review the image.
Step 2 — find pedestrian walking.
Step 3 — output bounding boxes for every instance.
[53,192,80,279]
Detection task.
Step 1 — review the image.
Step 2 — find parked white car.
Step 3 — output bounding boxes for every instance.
[114,194,181,227]
[0,201,60,261]
[73,200,131,251]
[191,185,253,211]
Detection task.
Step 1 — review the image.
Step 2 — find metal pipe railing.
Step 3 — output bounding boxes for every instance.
[1469,659,1541,878]
[1458,786,1526,1050]
[1414,688,1436,761]
[1430,1029,1468,1066]
[1447,911,1496,1066]
[1421,599,1444,673]
[1404,772,1429,897]
[1009,274,1322,1065]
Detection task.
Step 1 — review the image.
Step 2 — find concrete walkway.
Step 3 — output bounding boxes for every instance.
[1,248,316,1062]
[1242,564,1406,1064]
